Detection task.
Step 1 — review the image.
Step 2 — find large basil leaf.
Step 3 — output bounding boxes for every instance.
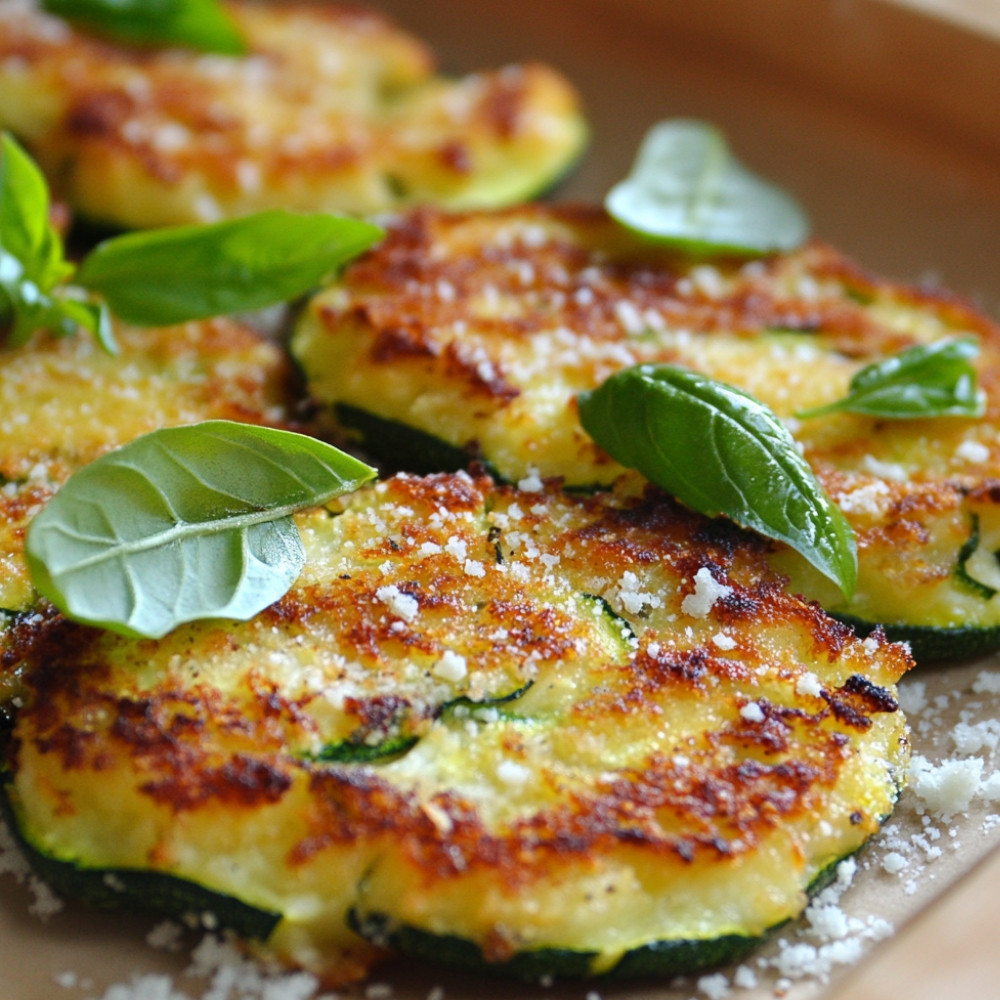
[578,365,857,598]
[605,119,809,256]
[76,211,383,326]
[41,0,246,55]
[26,421,376,639]
[796,337,985,419]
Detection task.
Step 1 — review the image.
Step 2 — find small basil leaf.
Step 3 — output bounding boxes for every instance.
[0,265,65,346]
[0,133,54,272]
[605,119,809,256]
[26,421,377,639]
[578,364,857,598]
[0,133,112,350]
[76,211,383,327]
[41,0,246,55]
[796,337,986,420]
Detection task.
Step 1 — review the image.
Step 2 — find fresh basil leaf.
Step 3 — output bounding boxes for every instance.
[25,421,376,639]
[0,133,63,281]
[605,119,809,256]
[42,0,246,55]
[578,364,857,598]
[76,211,383,327]
[796,337,985,420]
[0,133,91,347]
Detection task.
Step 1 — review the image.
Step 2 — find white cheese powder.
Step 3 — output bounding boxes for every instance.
[681,566,733,618]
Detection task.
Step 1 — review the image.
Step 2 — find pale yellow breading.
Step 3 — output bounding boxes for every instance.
[3,471,911,984]
[291,204,1000,653]
[0,0,587,227]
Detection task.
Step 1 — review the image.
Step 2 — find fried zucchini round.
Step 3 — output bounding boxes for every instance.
[0,1,586,227]
[3,471,910,984]
[291,204,1000,658]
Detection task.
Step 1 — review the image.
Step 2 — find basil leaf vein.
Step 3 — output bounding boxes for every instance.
[25,421,377,639]
[41,0,246,55]
[605,119,809,256]
[796,337,986,420]
[76,211,384,327]
[578,365,857,599]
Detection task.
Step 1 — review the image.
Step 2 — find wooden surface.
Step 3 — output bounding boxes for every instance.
[827,844,1000,999]
[823,8,1000,1000]
[828,5,1000,998]
[890,0,1000,36]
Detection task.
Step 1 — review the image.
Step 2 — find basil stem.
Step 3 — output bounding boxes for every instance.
[605,119,809,256]
[26,421,377,639]
[578,364,857,599]
[796,337,986,420]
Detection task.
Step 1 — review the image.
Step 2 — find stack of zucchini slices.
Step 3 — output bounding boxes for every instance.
[0,0,930,992]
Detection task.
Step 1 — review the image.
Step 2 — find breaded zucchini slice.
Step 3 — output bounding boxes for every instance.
[2,471,910,984]
[0,319,299,707]
[0,1,586,228]
[291,204,1000,658]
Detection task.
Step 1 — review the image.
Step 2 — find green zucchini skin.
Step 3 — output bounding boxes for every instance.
[349,911,599,980]
[333,405,610,492]
[348,909,764,982]
[346,840,882,983]
[833,614,1000,664]
[0,782,281,940]
[335,404,501,480]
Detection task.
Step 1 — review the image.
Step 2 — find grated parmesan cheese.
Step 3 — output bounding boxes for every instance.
[374,585,419,622]
[681,567,732,619]
[432,650,468,683]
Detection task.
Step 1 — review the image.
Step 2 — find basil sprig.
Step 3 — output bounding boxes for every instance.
[41,0,246,55]
[77,211,384,326]
[578,365,857,599]
[605,119,809,256]
[0,134,114,351]
[795,337,985,420]
[26,421,376,639]
[0,132,383,349]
